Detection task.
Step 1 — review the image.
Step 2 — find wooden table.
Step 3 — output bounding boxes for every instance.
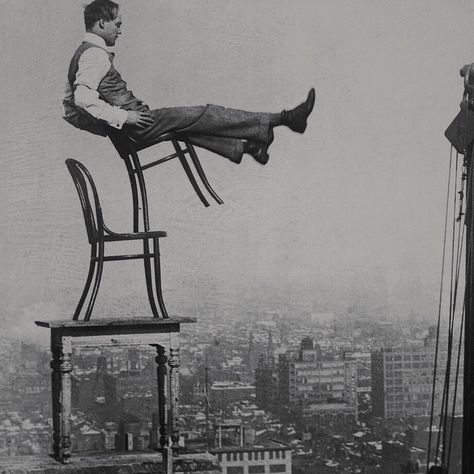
[35,318,195,466]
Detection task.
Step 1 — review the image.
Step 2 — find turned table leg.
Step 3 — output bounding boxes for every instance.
[152,344,168,451]
[51,330,72,463]
[168,338,180,455]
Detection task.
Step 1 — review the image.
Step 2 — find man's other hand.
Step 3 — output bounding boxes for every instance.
[125,110,155,128]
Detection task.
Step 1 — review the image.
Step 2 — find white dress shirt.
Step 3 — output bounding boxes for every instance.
[63,32,128,129]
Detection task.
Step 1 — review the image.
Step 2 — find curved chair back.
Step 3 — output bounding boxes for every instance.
[65,159,103,244]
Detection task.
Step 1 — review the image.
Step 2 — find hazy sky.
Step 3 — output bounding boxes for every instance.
[1,0,472,335]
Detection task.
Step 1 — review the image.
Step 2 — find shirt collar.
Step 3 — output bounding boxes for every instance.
[83,32,114,52]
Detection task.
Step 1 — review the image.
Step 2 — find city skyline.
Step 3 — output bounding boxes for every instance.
[0,310,451,472]
[1,2,471,472]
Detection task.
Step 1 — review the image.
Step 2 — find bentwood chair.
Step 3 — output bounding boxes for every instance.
[66,158,168,321]
[107,128,223,236]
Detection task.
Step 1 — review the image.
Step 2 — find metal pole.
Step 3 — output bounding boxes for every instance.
[463,147,474,474]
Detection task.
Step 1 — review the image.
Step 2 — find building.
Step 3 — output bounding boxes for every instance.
[255,355,279,414]
[256,338,358,422]
[282,338,357,413]
[211,446,292,474]
[302,402,357,428]
[210,382,255,412]
[371,329,463,419]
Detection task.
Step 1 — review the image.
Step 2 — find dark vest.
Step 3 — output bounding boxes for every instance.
[64,41,149,136]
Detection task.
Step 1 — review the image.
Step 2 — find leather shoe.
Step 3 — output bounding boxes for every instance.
[281,88,316,133]
[246,128,274,165]
[246,142,269,165]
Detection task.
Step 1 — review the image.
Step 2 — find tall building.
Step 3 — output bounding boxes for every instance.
[371,329,463,419]
[256,338,358,421]
[255,355,279,413]
[248,332,267,372]
[284,338,357,410]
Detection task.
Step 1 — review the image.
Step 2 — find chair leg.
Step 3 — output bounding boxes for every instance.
[153,237,169,319]
[184,139,224,205]
[130,148,151,232]
[123,152,141,233]
[73,244,98,321]
[143,239,160,318]
[172,140,210,207]
[84,240,105,322]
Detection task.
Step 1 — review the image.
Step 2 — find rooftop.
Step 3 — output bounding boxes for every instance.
[0,451,219,474]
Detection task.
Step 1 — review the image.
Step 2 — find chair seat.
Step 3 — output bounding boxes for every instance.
[103,230,167,242]
[107,128,181,152]
[128,132,185,152]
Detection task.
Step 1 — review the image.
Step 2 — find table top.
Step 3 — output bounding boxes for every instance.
[35,317,196,329]
[35,317,196,338]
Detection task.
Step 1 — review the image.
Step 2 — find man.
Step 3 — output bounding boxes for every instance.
[63,0,315,165]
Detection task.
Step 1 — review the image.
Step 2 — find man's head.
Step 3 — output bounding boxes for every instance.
[84,0,122,46]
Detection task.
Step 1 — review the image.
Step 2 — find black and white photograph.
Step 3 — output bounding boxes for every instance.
[0,1,473,472]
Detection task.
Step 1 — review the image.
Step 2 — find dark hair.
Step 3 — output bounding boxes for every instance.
[84,0,119,30]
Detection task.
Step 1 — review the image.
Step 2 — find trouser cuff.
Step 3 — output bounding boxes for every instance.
[232,140,244,163]
[256,113,271,143]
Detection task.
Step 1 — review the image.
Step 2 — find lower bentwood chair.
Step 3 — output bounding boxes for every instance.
[66,158,168,321]
[107,128,223,236]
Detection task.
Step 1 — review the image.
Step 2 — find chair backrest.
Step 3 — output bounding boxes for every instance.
[65,159,104,244]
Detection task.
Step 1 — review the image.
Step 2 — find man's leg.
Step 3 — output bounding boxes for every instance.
[177,89,316,140]
[187,134,244,163]
[127,104,271,163]
[129,105,271,142]
[126,89,315,164]
[178,105,271,143]
[181,133,271,165]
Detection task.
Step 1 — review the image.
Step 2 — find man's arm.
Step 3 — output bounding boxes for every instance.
[73,47,128,129]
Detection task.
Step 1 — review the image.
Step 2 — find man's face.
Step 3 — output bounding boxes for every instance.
[100,12,122,46]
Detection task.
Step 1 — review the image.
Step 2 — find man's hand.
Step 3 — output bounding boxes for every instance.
[125,110,155,128]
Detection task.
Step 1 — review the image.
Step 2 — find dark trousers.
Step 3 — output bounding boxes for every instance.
[126,104,271,163]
